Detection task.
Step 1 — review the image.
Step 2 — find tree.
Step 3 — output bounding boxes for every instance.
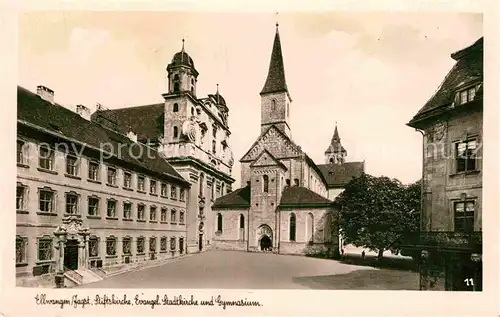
[335,173,420,259]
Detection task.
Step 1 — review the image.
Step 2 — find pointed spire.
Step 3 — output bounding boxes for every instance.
[260,22,289,95]
[333,122,340,141]
[325,123,346,155]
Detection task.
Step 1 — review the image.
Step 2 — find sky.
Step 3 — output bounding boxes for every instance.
[18,12,483,188]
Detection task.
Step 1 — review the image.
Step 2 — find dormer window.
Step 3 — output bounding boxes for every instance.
[457,86,477,105]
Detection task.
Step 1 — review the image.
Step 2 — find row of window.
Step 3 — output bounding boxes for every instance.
[215,213,331,243]
[198,172,228,200]
[16,185,185,223]
[17,140,186,201]
[92,236,185,258]
[16,235,185,264]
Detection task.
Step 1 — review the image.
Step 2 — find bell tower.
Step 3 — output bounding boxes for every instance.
[260,23,292,138]
[325,124,347,164]
[166,39,199,97]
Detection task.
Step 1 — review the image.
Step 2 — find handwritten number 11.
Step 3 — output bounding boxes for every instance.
[464,278,474,286]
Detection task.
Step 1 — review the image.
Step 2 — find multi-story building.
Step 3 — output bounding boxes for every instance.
[16,85,190,287]
[211,25,363,256]
[406,37,483,291]
[92,41,236,254]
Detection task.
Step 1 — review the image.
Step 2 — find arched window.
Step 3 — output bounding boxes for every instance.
[174,74,180,81]
[293,178,299,186]
[221,183,225,196]
[191,78,194,85]
[286,179,290,187]
[174,82,180,93]
[324,213,332,243]
[217,213,223,233]
[271,99,276,111]
[239,214,245,229]
[239,214,245,241]
[173,126,178,138]
[199,173,204,197]
[191,107,194,116]
[173,103,179,112]
[329,158,334,164]
[289,213,296,241]
[263,175,269,193]
[307,213,314,243]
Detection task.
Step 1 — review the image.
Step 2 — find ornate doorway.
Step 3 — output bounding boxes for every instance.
[64,239,79,270]
[53,215,90,288]
[257,224,273,252]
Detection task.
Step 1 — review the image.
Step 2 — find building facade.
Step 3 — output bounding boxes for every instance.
[16,86,190,286]
[211,25,363,256]
[406,37,483,291]
[91,43,236,254]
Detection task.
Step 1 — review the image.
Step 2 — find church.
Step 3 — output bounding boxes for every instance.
[212,24,364,256]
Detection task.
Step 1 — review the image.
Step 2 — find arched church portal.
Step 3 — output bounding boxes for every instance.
[257,225,273,251]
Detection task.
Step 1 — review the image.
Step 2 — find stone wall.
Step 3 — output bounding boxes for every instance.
[422,109,482,231]
[16,137,188,279]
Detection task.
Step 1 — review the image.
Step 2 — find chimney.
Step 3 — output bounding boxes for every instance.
[127,130,138,143]
[37,85,54,104]
[76,104,91,121]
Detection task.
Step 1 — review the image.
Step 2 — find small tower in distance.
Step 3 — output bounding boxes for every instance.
[325,123,347,164]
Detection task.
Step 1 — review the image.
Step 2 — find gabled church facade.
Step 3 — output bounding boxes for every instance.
[212,25,364,256]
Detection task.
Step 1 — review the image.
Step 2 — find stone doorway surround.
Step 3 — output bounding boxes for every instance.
[53,215,90,288]
[256,224,273,252]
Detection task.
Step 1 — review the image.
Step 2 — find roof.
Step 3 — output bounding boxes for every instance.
[17,86,188,186]
[280,186,333,208]
[317,162,365,188]
[212,185,251,209]
[249,149,288,170]
[90,103,165,143]
[409,37,483,127]
[208,93,226,107]
[260,25,289,95]
[324,125,346,154]
[169,51,196,69]
[239,125,328,186]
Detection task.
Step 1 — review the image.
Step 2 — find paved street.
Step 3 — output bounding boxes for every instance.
[79,251,418,289]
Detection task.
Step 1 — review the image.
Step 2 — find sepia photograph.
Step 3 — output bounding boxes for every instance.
[12,10,487,296]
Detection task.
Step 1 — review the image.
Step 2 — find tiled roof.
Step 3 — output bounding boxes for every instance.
[90,103,165,143]
[280,186,333,207]
[17,86,188,186]
[260,26,289,95]
[409,37,483,126]
[317,162,365,188]
[212,185,251,209]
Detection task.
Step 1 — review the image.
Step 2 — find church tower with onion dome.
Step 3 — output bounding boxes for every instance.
[159,39,235,254]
